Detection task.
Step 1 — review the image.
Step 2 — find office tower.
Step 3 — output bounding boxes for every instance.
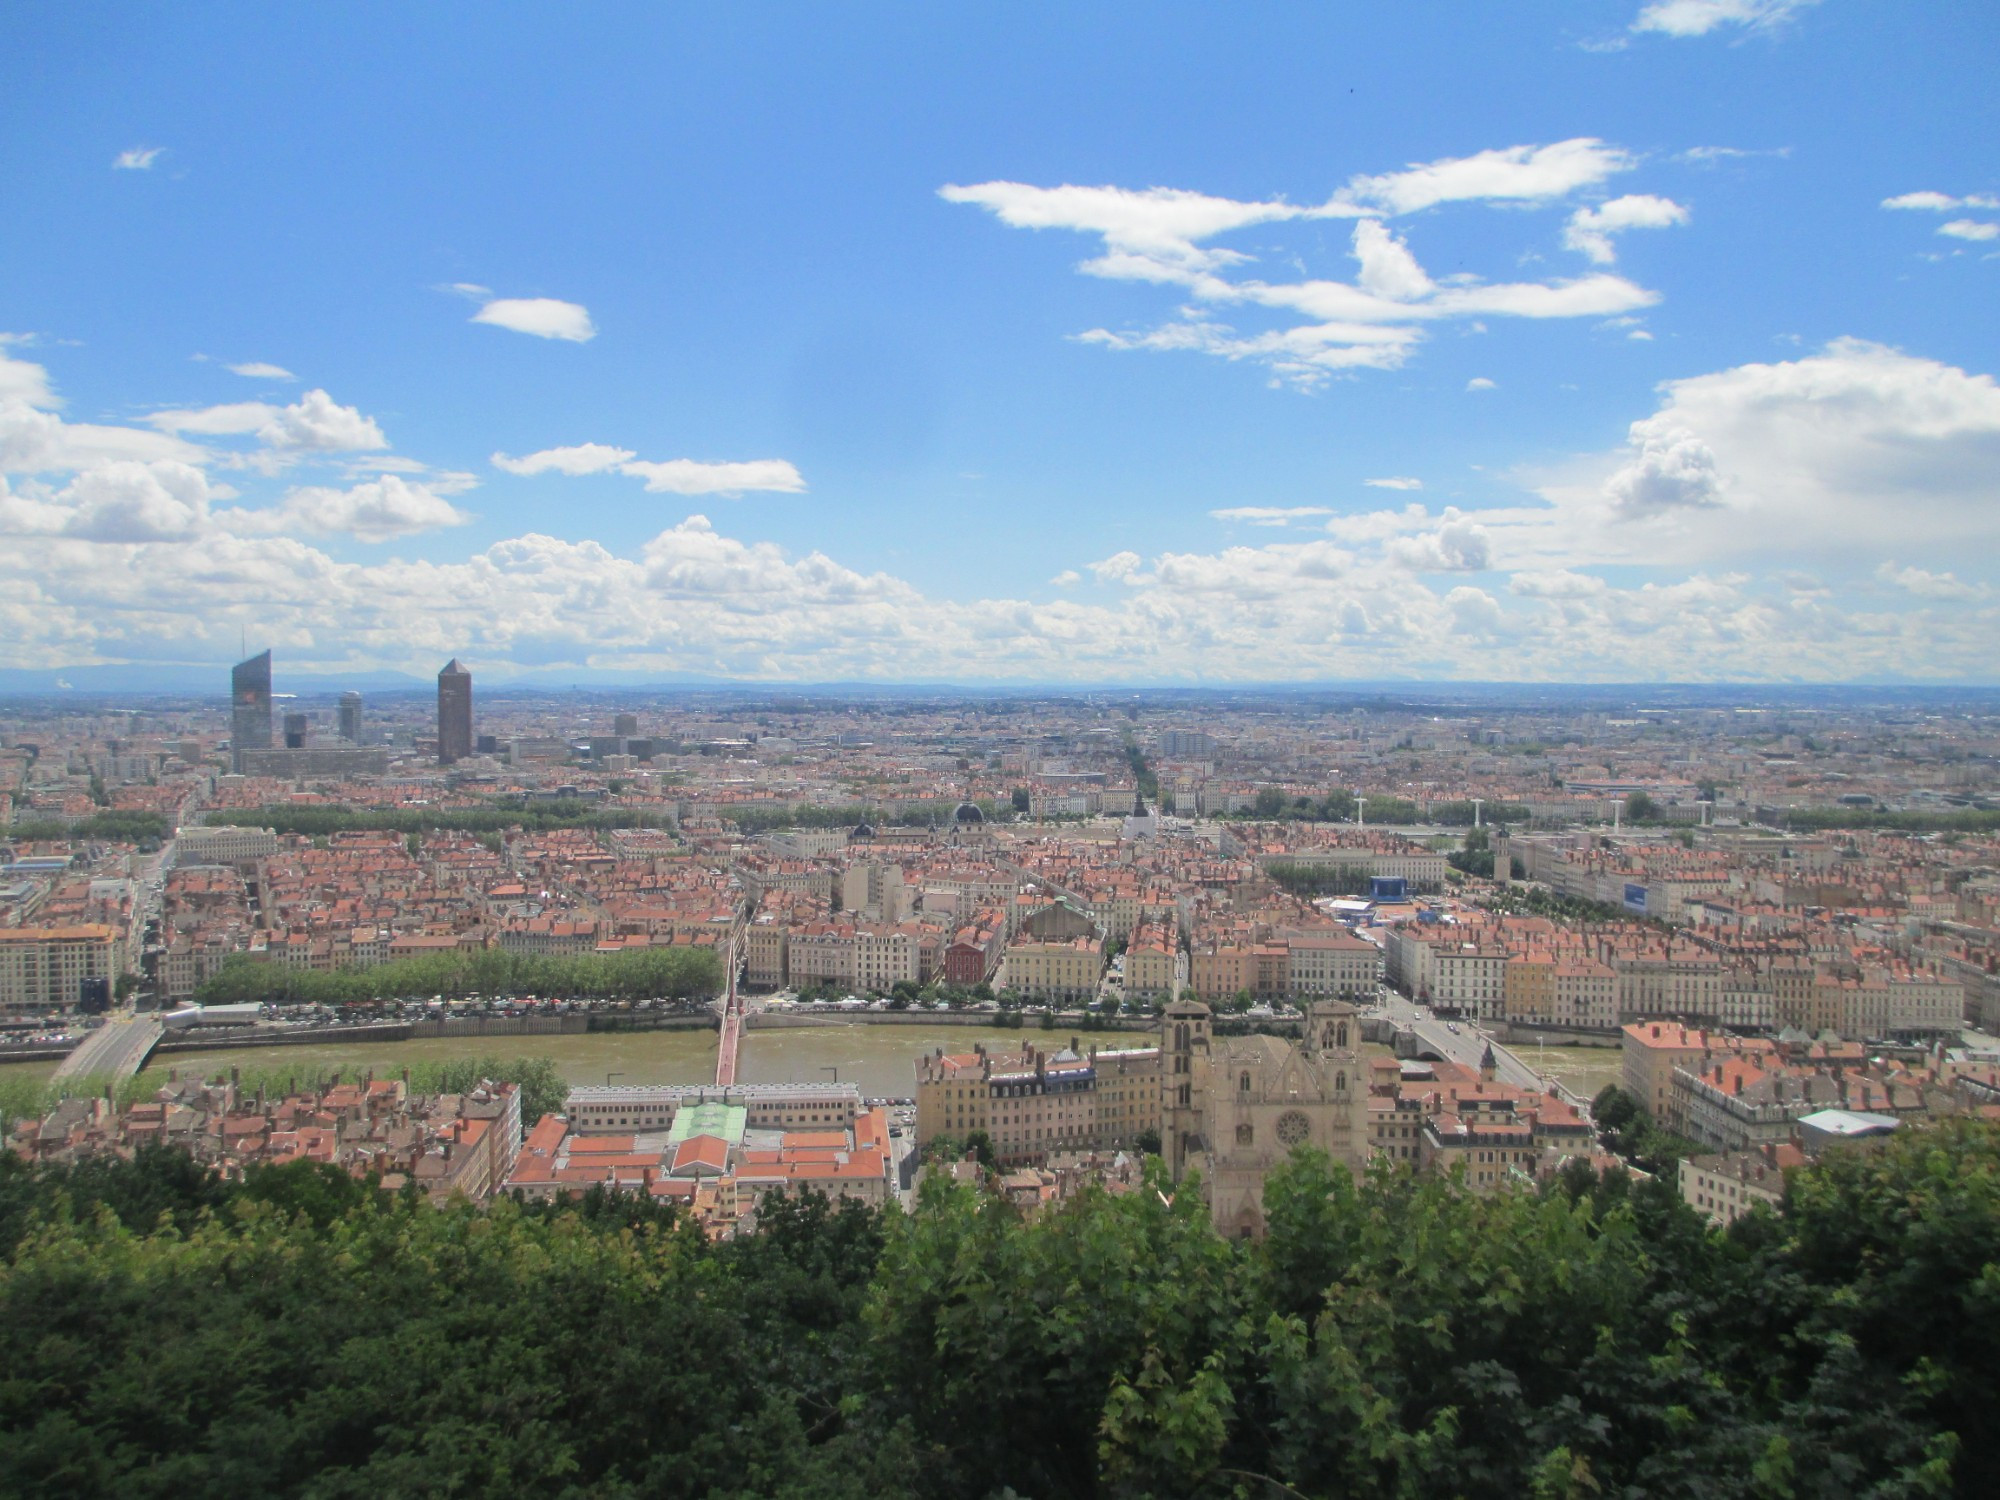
[283,713,309,749]
[338,691,363,742]
[437,659,473,764]
[614,712,639,738]
[230,650,273,773]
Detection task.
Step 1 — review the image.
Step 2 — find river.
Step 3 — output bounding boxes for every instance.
[127,1023,1089,1102]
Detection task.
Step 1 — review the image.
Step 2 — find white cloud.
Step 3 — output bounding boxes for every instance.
[471,297,597,342]
[1632,0,1818,38]
[221,475,471,543]
[1385,509,1494,572]
[148,389,386,453]
[1351,220,1432,300]
[1341,139,1632,215]
[1049,570,1081,587]
[938,181,1348,284]
[1088,550,1147,584]
[1210,506,1334,526]
[227,362,295,380]
[1526,339,2000,565]
[113,146,163,171]
[1365,477,1423,490]
[0,460,218,542]
[1467,377,1497,391]
[492,443,636,476]
[1876,562,1984,601]
[619,458,805,496]
[1564,195,1690,264]
[492,444,803,495]
[1881,190,2000,212]
[1444,585,1504,634]
[951,142,1671,388]
[1,349,60,409]
[1604,428,1723,516]
[1939,220,2000,242]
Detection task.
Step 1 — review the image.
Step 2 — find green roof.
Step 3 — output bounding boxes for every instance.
[667,1102,747,1148]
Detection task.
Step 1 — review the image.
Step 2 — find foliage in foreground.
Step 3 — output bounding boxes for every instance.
[0,1119,1994,1499]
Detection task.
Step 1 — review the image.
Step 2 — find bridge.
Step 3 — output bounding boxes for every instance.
[52,1012,163,1083]
[713,914,748,1086]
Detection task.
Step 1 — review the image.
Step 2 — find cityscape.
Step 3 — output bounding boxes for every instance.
[4,5,1998,1499]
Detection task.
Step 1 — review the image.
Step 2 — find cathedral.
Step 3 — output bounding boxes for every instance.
[1160,996,1367,1238]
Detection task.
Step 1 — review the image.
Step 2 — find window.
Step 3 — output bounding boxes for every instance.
[1236,1123,1254,1147]
[1239,1071,1251,1093]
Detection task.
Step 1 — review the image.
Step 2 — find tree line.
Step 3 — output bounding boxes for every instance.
[191,944,722,1006]
[0,1118,1992,1497]
[203,800,676,838]
[3,810,173,844]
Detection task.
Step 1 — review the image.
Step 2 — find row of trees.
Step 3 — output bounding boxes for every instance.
[0,1121,1992,1496]
[205,800,675,838]
[1238,791,1536,825]
[191,944,722,1006]
[3,810,173,843]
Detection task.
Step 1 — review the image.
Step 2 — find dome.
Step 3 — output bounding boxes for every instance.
[850,820,875,839]
[954,801,985,824]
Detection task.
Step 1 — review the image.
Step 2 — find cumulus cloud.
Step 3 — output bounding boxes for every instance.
[1524,340,2000,565]
[0,460,218,542]
[1876,562,1984,600]
[1385,509,1494,572]
[1564,195,1690,264]
[471,297,597,342]
[1365,477,1423,490]
[1088,550,1147,584]
[221,475,471,543]
[1210,506,1334,526]
[227,361,295,380]
[1632,0,1818,38]
[1,348,60,409]
[1603,428,1723,516]
[1467,377,1497,391]
[113,146,163,170]
[148,389,386,453]
[1049,569,1081,586]
[1882,191,2000,212]
[492,443,636,476]
[1939,220,2000,242]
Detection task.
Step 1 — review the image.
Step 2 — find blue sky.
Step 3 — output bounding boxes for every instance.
[3,1,1997,683]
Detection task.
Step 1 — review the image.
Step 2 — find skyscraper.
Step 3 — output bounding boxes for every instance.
[283,712,309,749]
[437,658,473,764]
[230,650,272,773]
[338,691,363,743]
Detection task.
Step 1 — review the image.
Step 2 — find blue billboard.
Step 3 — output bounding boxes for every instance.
[1623,883,1647,914]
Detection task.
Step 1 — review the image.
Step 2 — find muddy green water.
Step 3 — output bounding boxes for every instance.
[126,1024,1072,1101]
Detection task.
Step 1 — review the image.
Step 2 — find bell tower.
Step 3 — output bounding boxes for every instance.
[1161,997,1212,1180]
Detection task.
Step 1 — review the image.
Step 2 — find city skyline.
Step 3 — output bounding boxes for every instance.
[3,4,1998,686]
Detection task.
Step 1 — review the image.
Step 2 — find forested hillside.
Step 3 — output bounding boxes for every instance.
[1,1122,1992,1499]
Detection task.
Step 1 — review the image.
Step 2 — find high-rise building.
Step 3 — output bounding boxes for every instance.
[614,712,639,738]
[230,650,273,773]
[283,712,309,749]
[338,691,363,743]
[437,659,473,764]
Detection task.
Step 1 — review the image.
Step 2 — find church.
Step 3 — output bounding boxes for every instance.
[1160,996,1367,1238]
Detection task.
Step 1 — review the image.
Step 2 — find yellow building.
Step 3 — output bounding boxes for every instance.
[0,924,120,1012]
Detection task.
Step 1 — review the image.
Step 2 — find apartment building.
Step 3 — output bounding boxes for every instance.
[0,924,120,1012]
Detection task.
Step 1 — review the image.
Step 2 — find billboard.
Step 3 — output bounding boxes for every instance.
[1623,883,1648,915]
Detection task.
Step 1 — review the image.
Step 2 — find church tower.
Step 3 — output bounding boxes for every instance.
[1161,997,1212,1180]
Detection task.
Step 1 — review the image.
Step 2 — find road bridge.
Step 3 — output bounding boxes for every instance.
[52,1012,163,1082]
